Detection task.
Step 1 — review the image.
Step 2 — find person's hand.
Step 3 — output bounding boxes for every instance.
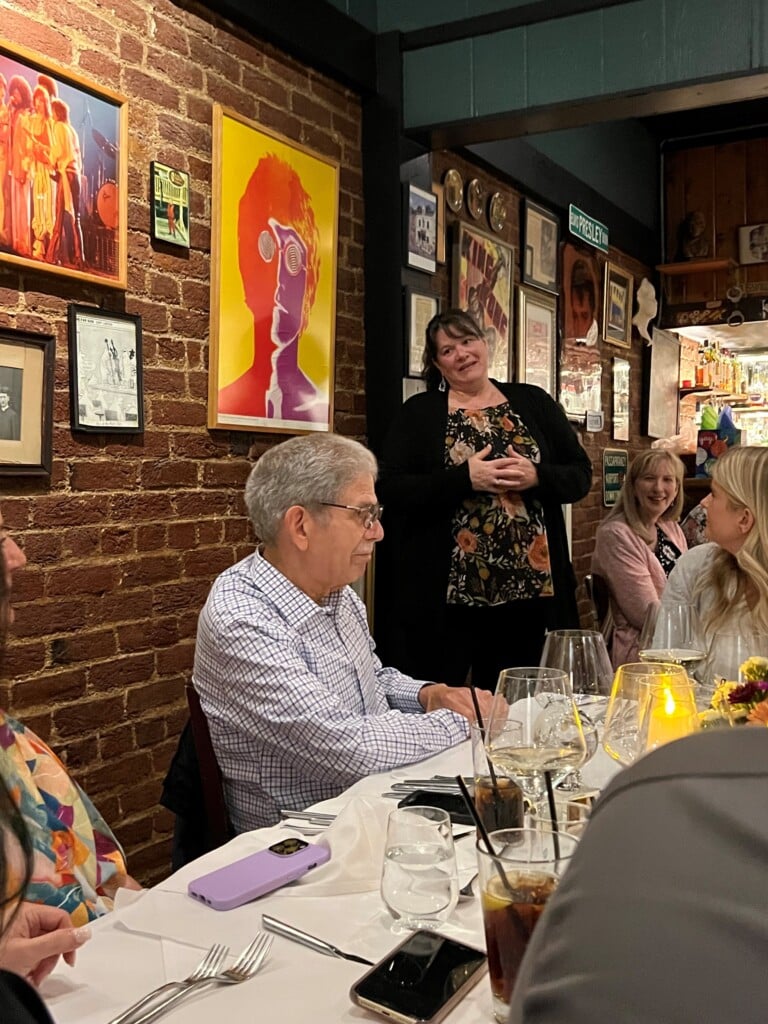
[468,445,521,494]
[0,902,92,987]
[503,448,539,491]
[419,683,494,723]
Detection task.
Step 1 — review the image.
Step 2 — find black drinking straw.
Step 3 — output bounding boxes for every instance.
[544,771,561,859]
[455,775,515,896]
[469,686,501,793]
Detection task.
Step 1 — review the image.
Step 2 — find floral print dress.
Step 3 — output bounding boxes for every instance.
[0,710,128,925]
[445,403,553,606]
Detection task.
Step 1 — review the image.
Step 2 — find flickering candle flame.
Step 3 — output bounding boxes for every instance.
[645,683,695,750]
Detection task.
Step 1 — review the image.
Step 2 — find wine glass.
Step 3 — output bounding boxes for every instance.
[485,667,588,824]
[602,662,691,766]
[700,630,768,687]
[637,604,706,669]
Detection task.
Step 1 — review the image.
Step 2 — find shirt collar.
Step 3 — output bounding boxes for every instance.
[249,548,343,627]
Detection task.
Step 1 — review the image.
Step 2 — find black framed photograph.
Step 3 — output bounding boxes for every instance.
[612,356,630,442]
[0,328,54,476]
[150,161,190,249]
[603,262,634,348]
[404,288,440,377]
[522,199,559,294]
[405,183,437,273]
[68,305,143,433]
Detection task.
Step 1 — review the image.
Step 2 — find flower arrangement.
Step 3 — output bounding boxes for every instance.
[707,657,768,726]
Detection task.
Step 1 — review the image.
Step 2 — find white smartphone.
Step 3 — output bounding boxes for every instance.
[350,930,487,1024]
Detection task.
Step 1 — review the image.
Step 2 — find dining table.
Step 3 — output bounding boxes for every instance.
[43,728,620,1024]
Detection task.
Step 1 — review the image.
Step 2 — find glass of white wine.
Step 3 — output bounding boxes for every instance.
[637,603,706,669]
[485,667,588,824]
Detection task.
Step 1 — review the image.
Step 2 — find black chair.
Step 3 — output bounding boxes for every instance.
[584,572,612,640]
[161,684,233,869]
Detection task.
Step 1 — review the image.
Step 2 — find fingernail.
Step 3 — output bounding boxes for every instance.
[74,925,92,944]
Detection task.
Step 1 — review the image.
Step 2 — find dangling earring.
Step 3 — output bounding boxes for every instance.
[438,376,447,392]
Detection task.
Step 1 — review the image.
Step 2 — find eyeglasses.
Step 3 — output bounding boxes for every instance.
[318,502,384,530]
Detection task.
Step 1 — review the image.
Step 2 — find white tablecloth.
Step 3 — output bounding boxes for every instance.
[43,740,620,1024]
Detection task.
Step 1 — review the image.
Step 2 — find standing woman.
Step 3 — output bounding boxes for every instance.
[592,449,687,668]
[377,309,592,691]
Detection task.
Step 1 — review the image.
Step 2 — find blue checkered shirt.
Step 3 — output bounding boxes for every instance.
[193,550,468,832]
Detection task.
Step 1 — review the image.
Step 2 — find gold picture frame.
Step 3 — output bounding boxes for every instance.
[209,104,339,433]
[0,40,128,289]
[0,327,54,476]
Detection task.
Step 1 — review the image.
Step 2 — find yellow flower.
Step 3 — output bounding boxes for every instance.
[739,656,768,683]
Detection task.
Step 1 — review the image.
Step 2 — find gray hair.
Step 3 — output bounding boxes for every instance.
[244,434,378,544]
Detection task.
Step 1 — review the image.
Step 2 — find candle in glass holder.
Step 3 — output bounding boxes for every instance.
[644,682,697,750]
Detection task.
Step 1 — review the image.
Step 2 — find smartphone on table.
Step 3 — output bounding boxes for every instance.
[350,930,487,1024]
[397,789,474,826]
[188,836,330,911]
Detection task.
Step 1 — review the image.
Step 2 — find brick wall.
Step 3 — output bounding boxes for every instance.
[0,0,364,884]
[428,150,653,628]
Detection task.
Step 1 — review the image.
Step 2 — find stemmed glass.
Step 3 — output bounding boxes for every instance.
[637,604,706,669]
[485,667,588,824]
[539,629,613,790]
[603,662,694,766]
[700,630,768,689]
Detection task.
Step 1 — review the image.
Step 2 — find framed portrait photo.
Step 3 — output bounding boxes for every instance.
[404,288,440,378]
[738,222,768,265]
[150,162,190,249]
[209,105,338,433]
[453,222,514,383]
[0,328,54,476]
[522,199,559,294]
[68,305,143,433]
[517,286,557,396]
[405,183,438,273]
[0,40,127,288]
[603,262,634,348]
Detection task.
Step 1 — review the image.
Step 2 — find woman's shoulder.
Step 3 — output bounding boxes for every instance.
[673,542,718,574]
[595,516,635,541]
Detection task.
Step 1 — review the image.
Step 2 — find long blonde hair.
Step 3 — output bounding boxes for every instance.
[696,446,768,633]
[605,449,685,544]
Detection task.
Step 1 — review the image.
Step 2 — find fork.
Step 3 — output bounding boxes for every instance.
[128,933,274,1024]
[106,943,229,1024]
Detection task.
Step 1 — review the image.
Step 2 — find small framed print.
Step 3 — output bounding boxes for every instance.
[738,222,768,265]
[517,286,557,396]
[405,288,440,378]
[68,305,144,433]
[151,162,190,248]
[405,183,437,273]
[522,199,559,294]
[0,328,54,477]
[603,262,633,348]
[612,357,630,442]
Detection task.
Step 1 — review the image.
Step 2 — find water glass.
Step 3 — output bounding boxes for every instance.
[477,828,579,1022]
[470,722,524,834]
[381,805,458,933]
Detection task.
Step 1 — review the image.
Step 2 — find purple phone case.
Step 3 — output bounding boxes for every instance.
[188,841,331,911]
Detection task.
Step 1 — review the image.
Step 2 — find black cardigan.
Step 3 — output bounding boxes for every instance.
[375,382,593,673]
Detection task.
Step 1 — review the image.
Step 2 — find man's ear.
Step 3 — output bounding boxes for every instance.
[282,505,311,551]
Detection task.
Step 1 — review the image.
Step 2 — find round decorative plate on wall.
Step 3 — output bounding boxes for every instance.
[443,169,464,213]
[488,192,507,233]
[466,178,484,220]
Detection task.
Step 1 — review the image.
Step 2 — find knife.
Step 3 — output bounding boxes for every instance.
[262,914,374,966]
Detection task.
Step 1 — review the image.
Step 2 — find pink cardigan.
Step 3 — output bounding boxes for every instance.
[592,517,688,669]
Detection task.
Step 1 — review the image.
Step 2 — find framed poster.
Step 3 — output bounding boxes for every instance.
[517,286,557,396]
[405,183,437,273]
[68,305,143,433]
[209,105,339,433]
[603,261,633,348]
[559,243,602,420]
[603,448,628,507]
[0,328,54,476]
[453,222,514,383]
[0,40,127,288]
[521,199,559,294]
[150,162,190,249]
[612,357,630,442]
[404,288,440,378]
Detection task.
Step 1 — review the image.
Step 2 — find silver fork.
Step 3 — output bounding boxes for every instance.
[106,943,229,1024]
[128,933,274,1024]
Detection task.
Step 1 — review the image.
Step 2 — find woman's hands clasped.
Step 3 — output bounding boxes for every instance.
[468,445,539,494]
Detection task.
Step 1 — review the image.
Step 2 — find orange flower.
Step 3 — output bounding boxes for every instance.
[747,701,768,726]
[501,415,514,432]
[456,529,478,553]
[500,492,526,518]
[527,533,551,572]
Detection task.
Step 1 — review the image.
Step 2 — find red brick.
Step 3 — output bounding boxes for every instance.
[183,548,235,579]
[126,677,184,714]
[122,554,182,588]
[53,695,125,739]
[88,652,155,691]
[47,565,118,597]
